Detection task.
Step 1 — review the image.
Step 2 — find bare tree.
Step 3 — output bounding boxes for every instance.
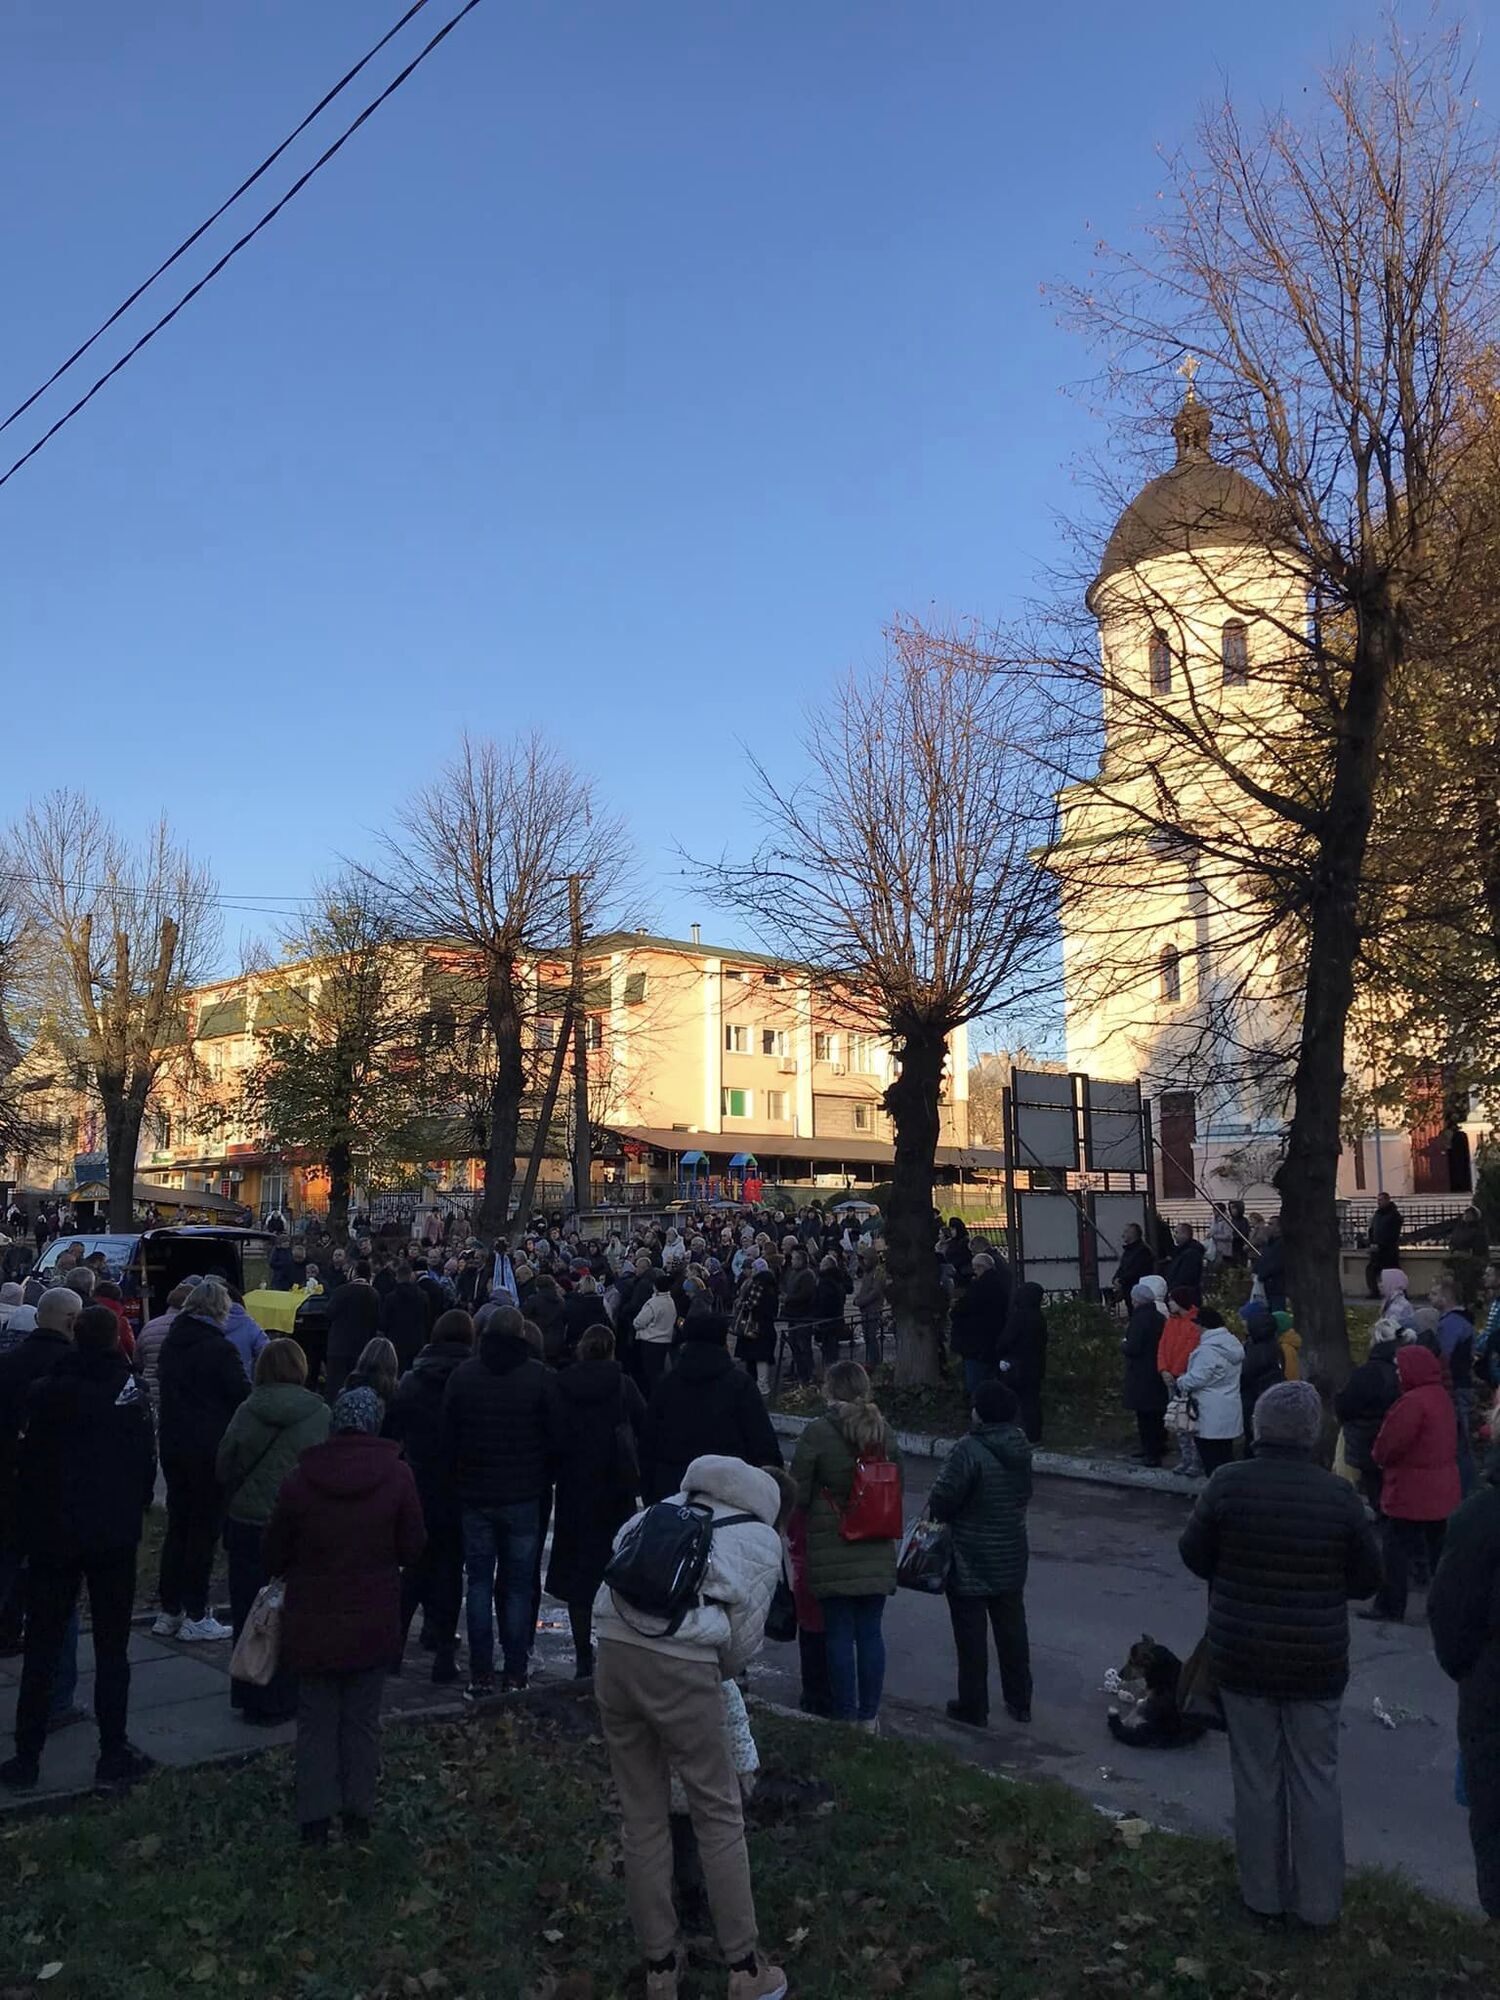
[240,873,414,1241]
[0,879,59,1172]
[1011,25,1500,1386]
[704,621,1057,1385]
[10,791,219,1229]
[373,735,629,1242]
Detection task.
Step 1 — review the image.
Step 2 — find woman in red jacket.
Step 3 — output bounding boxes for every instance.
[1362,1344,1461,1624]
[263,1386,425,1845]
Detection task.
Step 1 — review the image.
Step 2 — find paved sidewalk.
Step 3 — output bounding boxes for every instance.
[771,1409,1199,1493]
[0,1610,517,1811]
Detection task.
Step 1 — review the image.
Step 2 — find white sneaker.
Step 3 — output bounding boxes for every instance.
[151,1611,183,1638]
[178,1615,232,1642]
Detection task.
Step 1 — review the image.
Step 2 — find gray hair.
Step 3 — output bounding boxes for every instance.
[36,1287,84,1335]
[64,1267,96,1299]
[971,1253,994,1275]
[1252,1379,1323,1451]
[183,1276,231,1326]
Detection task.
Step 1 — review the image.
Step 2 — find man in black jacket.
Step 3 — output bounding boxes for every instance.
[1111,1223,1154,1307]
[1,1306,156,1792]
[1429,1440,1500,1915]
[1180,1381,1381,1928]
[0,1288,83,1683]
[949,1255,1011,1398]
[386,1308,475,1683]
[154,1277,248,1641]
[1365,1190,1403,1299]
[1164,1224,1206,1302]
[324,1260,382,1401]
[638,1313,782,1502]
[441,1307,564,1697]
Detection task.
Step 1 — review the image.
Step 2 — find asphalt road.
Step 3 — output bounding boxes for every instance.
[738,1461,1477,1910]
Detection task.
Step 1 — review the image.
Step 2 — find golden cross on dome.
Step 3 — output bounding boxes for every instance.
[1178,353,1200,395]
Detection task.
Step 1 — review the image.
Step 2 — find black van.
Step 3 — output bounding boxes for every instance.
[32,1227,274,1332]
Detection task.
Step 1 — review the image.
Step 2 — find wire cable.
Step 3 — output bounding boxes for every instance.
[0,0,435,443]
[0,0,485,493]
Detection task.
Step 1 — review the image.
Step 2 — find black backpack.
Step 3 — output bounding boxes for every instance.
[604,1499,757,1636]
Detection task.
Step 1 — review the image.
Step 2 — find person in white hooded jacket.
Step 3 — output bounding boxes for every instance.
[1177,1307,1245,1477]
[593,1453,788,2000]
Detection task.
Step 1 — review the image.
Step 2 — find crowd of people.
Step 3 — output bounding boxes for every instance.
[7,1190,1500,1970]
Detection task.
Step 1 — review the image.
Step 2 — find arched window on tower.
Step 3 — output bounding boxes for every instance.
[1221,619,1249,686]
[1148,628,1173,694]
[1159,944,1182,1004]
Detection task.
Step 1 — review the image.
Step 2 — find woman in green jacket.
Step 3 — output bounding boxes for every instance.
[215,1338,331,1722]
[790,1361,903,1729]
[928,1378,1033,1727]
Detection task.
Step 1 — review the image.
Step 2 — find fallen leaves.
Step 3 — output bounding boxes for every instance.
[1115,1816,1152,1850]
[36,1968,62,1985]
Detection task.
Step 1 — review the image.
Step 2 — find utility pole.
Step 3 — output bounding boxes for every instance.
[569,872,591,1217]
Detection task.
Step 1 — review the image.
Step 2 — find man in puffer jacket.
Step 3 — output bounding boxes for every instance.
[593,1454,787,2000]
[1180,1382,1381,1929]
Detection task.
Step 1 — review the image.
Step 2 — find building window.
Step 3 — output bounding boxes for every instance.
[853,1102,873,1132]
[722,1087,752,1119]
[587,1016,603,1050]
[848,1034,876,1074]
[1148,628,1173,694]
[1159,945,1182,1004]
[763,972,782,987]
[536,1019,558,1051]
[1221,619,1249,686]
[725,1023,749,1054]
[761,1027,788,1057]
[624,972,648,1005]
[765,1090,789,1120]
[814,1031,837,1064]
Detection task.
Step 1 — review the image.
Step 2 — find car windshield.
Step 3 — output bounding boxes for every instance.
[36,1234,140,1281]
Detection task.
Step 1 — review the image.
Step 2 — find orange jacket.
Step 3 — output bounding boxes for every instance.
[1157,1310,1201,1378]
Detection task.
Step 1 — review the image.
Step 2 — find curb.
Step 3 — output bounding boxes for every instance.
[768,1411,1199,1497]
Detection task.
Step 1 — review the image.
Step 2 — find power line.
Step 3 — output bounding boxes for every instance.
[0,0,486,493]
[0,0,436,443]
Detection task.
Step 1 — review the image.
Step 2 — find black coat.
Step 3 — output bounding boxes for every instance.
[18,1348,156,1562]
[156,1313,250,1465]
[385,1339,473,1525]
[0,1328,75,1548]
[994,1281,1046,1395]
[1334,1350,1401,1470]
[544,1358,647,1604]
[441,1326,564,1508]
[1368,1204,1403,1257]
[638,1338,782,1503]
[561,1290,608,1358]
[1253,1235,1286,1301]
[381,1280,431,1371]
[810,1271,847,1338]
[1429,1447,1500,1911]
[1121,1302,1168,1413]
[1113,1239,1155,1301]
[949,1266,1010,1364]
[1179,1443,1382,1701]
[1239,1331,1286,1436]
[1165,1239,1207,1292]
[326,1281,382,1396]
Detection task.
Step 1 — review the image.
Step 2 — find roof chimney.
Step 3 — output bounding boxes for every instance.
[691,923,702,947]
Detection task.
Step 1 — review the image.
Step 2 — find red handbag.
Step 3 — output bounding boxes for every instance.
[827,1451,903,1543]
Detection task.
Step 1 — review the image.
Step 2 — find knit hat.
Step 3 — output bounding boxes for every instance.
[331,1386,383,1436]
[0,1281,22,1307]
[1252,1379,1323,1450]
[1240,1300,1272,1334]
[36,1288,83,1335]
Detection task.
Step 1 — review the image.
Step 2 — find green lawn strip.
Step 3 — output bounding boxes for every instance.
[2,1696,1494,1998]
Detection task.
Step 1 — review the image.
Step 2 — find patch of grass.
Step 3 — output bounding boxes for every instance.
[0,1694,1492,1998]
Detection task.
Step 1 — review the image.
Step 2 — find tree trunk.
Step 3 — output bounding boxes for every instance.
[104,1092,144,1232]
[1277,607,1396,1393]
[884,1020,949,1387]
[475,959,524,1244]
[326,1136,352,1244]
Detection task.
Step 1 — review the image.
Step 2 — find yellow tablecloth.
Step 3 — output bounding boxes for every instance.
[242,1286,317,1335]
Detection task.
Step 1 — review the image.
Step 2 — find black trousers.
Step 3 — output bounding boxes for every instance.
[946,1588,1031,1722]
[1136,1410,1168,1463]
[159,1454,223,1620]
[787,1323,815,1385]
[400,1514,464,1653]
[16,1551,135,1760]
[1196,1436,1237,1477]
[1375,1516,1447,1620]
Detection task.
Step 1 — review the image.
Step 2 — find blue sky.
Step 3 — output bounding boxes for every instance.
[1,0,1474,971]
